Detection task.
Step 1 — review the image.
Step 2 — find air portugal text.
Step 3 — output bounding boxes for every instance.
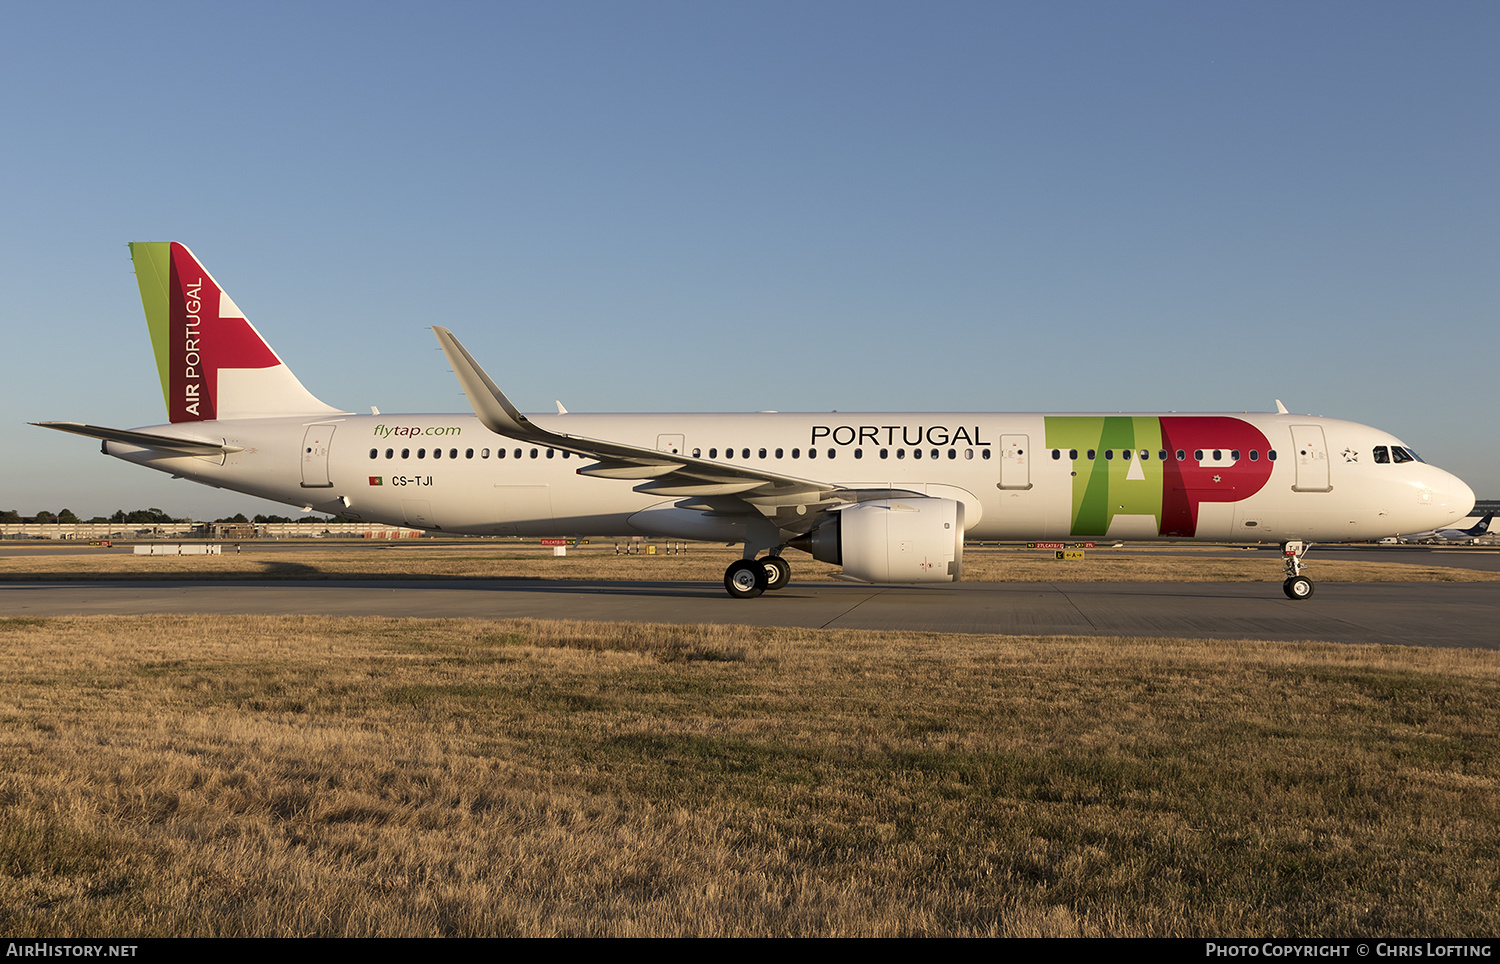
[811,424,991,447]
[180,277,205,417]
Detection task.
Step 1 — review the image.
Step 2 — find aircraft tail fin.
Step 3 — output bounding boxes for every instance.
[130,242,344,422]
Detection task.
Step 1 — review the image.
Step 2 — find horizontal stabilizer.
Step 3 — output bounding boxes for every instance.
[32,422,243,457]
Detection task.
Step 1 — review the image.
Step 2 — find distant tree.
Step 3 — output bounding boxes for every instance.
[57,509,80,524]
[0,509,20,523]
[35,511,56,524]
[215,513,250,524]
[253,514,294,524]
[109,508,176,525]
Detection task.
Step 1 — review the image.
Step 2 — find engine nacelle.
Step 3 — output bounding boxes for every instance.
[791,498,964,583]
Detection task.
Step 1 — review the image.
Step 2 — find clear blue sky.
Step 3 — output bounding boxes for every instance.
[3,1,1496,519]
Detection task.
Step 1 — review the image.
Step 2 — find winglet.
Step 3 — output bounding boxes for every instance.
[1275,399,1289,414]
[431,327,537,438]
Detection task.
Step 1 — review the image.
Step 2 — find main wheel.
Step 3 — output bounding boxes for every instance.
[725,559,768,599]
[761,555,791,591]
[1283,576,1314,600]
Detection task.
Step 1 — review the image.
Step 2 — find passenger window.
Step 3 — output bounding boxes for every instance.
[855,449,863,459]
[385,448,393,459]
[530,448,538,459]
[809,449,817,459]
[1176,449,1186,461]
[482,448,490,458]
[465,448,473,459]
[982,449,991,460]
[1157,450,1167,461]
[402,448,410,459]
[792,449,800,458]
[369,448,377,459]
[914,448,923,459]
[827,449,836,459]
[758,448,766,459]
[433,448,441,459]
[1249,450,1259,461]
[775,448,783,458]
[1087,449,1096,460]
[418,448,426,458]
[881,448,889,459]
[1194,449,1203,461]
[965,449,973,459]
[897,449,905,459]
[742,449,750,459]
[1104,450,1113,461]
[1268,450,1277,461]
[1231,450,1239,460]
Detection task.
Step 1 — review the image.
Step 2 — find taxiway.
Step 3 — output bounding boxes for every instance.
[3,577,1495,648]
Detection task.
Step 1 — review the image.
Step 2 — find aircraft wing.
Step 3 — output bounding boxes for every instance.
[32,422,244,457]
[433,327,838,509]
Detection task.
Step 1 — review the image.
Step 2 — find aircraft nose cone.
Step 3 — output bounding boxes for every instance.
[1433,471,1476,525]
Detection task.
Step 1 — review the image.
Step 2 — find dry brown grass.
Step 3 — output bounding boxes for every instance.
[3,542,1494,584]
[2,614,1497,936]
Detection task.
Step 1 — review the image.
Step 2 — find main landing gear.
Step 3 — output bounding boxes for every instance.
[724,555,792,599]
[1282,541,1314,599]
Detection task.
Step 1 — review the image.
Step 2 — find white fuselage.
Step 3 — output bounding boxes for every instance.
[105,410,1475,545]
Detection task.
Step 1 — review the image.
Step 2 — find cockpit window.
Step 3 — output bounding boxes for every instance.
[1391,446,1416,463]
[1373,446,1390,463]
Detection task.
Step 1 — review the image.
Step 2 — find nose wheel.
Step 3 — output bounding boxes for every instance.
[1281,541,1314,600]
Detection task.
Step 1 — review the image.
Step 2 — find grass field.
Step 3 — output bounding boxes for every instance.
[2,614,1497,936]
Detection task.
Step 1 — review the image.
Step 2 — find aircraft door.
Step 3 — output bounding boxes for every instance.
[300,424,336,488]
[998,434,1032,490]
[1290,425,1332,492]
[656,434,685,455]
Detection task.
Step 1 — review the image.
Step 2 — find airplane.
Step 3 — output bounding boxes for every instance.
[35,242,1477,601]
[1399,513,1494,545]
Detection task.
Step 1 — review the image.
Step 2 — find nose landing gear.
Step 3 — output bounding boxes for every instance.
[1282,541,1314,599]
